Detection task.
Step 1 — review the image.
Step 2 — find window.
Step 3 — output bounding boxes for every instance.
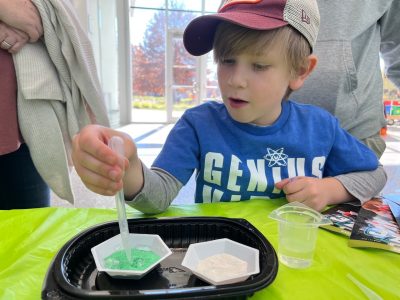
[85,0,223,126]
[130,0,222,123]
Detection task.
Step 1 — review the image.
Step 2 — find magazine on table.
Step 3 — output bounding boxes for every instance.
[321,201,361,236]
[348,198,400,253]
[322,198,400,254]
[383,194,400,227]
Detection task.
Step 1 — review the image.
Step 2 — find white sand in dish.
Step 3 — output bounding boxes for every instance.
[196,253,248,282]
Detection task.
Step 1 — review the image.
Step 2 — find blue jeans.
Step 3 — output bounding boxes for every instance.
[0,144,50,209]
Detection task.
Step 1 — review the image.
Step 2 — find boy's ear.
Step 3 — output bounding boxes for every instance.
[289,54,318,91]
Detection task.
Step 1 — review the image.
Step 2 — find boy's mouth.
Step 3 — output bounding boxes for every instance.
[228,97,248,108]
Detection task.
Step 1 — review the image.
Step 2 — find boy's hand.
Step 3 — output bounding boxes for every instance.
[0,0,43,42]
[71,125,136,196]
[275,177,353,211]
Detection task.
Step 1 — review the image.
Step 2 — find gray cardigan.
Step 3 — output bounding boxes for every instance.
[13,0,109,203]
[291,0,400,140]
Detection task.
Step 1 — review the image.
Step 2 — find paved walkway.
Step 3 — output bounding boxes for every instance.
[51,124,400,208]
[381,124,400,195]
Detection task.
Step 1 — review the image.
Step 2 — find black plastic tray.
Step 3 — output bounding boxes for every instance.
[42,217,278,299]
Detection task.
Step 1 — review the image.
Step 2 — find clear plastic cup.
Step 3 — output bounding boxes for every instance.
[269,202,332,269]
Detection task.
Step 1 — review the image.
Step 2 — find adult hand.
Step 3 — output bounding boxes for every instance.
[0,0,43,42]
[71,125,135,196]
[0,22,29,53]
[275,176,353,211]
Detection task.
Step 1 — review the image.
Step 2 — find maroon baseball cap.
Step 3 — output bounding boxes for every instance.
[183,0,319,56]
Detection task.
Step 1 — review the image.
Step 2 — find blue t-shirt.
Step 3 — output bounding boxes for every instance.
[153,101,378,203]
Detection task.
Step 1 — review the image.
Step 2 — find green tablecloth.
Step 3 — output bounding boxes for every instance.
[0,199,399,299]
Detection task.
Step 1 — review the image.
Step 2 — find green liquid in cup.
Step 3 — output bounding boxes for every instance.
[104,248,160,270]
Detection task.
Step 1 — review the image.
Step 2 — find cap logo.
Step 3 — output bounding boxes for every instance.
[301,10,310,24]
[220,0,262,11]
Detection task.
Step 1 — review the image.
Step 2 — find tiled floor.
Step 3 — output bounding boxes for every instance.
[51,123,400,208]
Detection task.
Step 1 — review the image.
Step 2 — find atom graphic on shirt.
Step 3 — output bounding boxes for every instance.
[263,147,288,167]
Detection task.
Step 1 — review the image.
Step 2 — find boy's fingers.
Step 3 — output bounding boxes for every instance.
[78,149,123,181]
[285,190,307,202]
[73,126,119,166]
[75,163,123,195]
[78,125,135,166]
[275,176,303,191]
[85,183,122,197]
[275,178,290,190]
[282,177,308,194]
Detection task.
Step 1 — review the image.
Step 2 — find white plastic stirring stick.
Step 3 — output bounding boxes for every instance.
[346,273,382,300]
[108,136,132,264]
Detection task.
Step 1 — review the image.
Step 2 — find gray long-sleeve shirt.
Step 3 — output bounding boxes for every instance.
[127,163,386,215]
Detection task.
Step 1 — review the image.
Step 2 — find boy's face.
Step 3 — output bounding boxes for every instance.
[217,44,293,126]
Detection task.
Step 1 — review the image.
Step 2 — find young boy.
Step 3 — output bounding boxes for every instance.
[72,0,384,214]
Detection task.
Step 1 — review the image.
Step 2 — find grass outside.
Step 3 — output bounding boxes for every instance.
[132,96,195,111]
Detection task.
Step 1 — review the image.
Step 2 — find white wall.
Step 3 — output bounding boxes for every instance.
[70,0,129,128]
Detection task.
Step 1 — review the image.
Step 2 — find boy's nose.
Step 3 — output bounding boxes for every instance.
[228,67,248,88]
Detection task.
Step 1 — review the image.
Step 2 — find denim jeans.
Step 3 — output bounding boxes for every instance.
[0,143,50,209]
[361,132,386,159]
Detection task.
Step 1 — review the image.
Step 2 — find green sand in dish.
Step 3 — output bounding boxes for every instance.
[104,248,161,271]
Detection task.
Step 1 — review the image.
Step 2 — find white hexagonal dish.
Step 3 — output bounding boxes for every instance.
[181,238,260,285]
[91,233,172,279]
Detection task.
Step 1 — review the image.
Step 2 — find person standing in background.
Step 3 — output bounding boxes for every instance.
[277,1,399,201]
[291,0,400,158]
[0,0,109,209]
[0,0,48,209]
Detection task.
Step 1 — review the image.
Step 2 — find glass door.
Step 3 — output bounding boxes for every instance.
[166,31,201,122]
[129,2,221,124]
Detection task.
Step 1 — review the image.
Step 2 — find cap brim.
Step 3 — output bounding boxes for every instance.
[183,12,288,56]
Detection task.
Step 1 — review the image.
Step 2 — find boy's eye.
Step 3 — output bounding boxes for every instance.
[253,64,270,71]
[221,58,235,65]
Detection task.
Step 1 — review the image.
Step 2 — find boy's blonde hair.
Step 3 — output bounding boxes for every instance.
[213,22,311,80]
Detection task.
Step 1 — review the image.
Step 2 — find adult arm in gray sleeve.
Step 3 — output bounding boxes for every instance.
[335,164,387,204]
[126,163,183,215]
[335,2,395,203]
[380,0,400,89]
